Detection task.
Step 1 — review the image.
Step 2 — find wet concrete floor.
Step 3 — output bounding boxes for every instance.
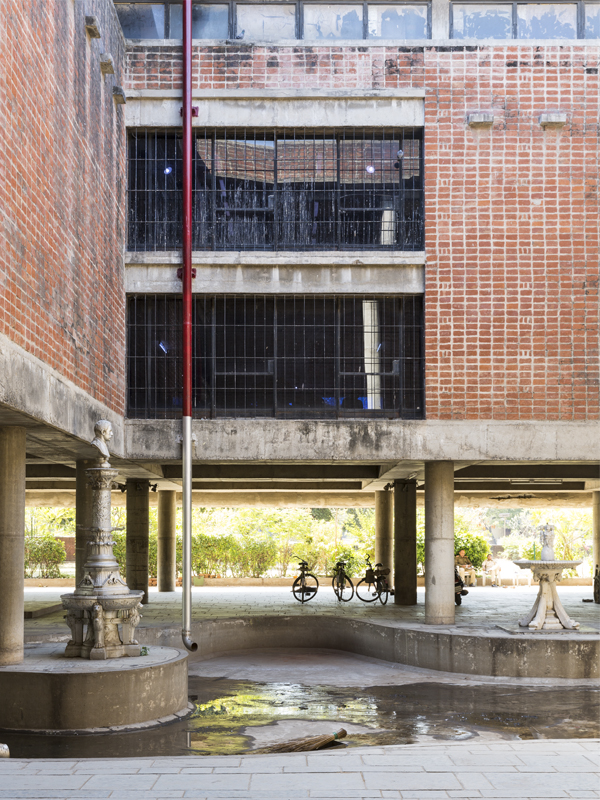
[3,654,598,760]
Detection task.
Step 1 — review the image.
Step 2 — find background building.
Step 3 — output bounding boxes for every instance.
[1,0,598,662]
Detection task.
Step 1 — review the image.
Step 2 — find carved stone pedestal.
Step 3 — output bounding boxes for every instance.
[61,451,144,659]
[515,561,582,631]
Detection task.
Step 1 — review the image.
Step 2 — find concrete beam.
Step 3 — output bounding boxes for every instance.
[126,419,600,462]
[125,262,425,295]
[190,481,364,491]
[451,481,586,492]
[0,333,124,458]
[26,481,77,490]
[163,464,381,481]
[24,488,597,510]
[125,93,424,128]
[26,465,76,479]
[451,492,595,508]
[454,465,600,480]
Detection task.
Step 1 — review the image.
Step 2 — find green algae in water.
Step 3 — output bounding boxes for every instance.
[2,679,598,759]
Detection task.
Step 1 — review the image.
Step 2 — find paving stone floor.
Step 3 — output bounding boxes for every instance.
[23,585,600,642]
[0,739,598,799]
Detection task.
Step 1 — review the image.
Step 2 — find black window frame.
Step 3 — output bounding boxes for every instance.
[114,0,433,40]
[127,127,425,252]
[450,0,598,39]
[126,293,425,420]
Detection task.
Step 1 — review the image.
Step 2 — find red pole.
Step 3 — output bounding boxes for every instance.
[182,0,192,420]
[181,0,197,653]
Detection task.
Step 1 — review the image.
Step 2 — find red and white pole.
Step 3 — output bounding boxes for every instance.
[181,0,197,653]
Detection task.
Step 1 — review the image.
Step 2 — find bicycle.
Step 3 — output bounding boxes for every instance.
[291,557,319,603]
[331,560,354,602]
[356,556,391,605]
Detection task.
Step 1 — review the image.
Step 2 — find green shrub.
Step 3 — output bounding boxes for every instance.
[24,533,66,578]
[415,512,489,572]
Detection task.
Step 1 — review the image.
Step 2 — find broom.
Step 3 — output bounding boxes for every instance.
[252,728,347,754]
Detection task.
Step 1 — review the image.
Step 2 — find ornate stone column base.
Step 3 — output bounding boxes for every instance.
[518,566,581,631]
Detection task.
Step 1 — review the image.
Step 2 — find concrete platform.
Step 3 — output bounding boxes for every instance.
[23,586,600,681]
[23,602,63,619]
[0,644,190,732]
[0,739,597,799]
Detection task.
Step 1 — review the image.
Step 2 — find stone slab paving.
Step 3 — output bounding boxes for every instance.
[23,586,600,643]
[0,739,598,799]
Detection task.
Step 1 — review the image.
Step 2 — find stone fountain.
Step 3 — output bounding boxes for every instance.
[514,525,582,631]
[61,421,144,659]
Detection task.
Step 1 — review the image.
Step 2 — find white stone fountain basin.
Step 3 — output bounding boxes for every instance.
[514,559,582,631]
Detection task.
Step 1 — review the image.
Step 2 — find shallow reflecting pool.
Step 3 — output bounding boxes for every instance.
[3,679,598,759]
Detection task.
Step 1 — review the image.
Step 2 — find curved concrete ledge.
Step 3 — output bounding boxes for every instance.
[0,645,188,731]
[138,617,599,680]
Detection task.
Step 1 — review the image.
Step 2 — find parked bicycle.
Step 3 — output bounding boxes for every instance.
[331,560,354,602]
[291,557,319,603]
[356,556,391,605]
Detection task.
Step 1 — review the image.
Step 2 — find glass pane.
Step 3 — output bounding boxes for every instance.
[114,3,165,38]
[368,5,428,38]
[303,4,364,38]
[170,5,230,38]
[517,4,577,38]
[585,3,600,37]
[452,4,512,38]
[236,4,296,39]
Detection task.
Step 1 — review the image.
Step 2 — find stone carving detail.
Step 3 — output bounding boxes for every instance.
[61,421,144,660]
[91,420,113,467]
[514,526,582,631]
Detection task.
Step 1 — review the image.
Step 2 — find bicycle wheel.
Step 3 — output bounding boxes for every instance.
[378,579,389,605]
[332,574,354,602]
[292,573,319,603]
[356,577,379,603]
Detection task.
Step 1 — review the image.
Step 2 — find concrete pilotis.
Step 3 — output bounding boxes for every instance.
[126,479,150,604]
[75,459,94,585]
[157,490,177,592]
[374,490,393,580]
[424,461,455,625]
[0,427,26,665]
[393,479,417,605]
[593,491,600,577]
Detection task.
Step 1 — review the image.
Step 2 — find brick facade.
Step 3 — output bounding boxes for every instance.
[1,0,127,414]
[125,42,600,422]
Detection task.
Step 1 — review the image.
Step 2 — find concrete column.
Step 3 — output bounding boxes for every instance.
[126,479,150,604]
[75,459,94,585]
[374,490,393,574]
[0,427,26,665]
[394,479,417,606]
[424,461,455,625]
[593,491,600,580]
[157,490,177,592]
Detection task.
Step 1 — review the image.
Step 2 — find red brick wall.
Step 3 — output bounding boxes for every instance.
[1,0,127,414]
[124,42,599,422]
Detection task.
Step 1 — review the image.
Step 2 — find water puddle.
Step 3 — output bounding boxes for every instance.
[3,679,598,759]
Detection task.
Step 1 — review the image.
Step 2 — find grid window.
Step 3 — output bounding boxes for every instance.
[368,4,429,37]
[115,3,166,37]
[114,1,432,39]
[237,4,297,38]
[127,294,424,419]
[127,129,424,252]
[587,1,600,33]
[451,1,598,38]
